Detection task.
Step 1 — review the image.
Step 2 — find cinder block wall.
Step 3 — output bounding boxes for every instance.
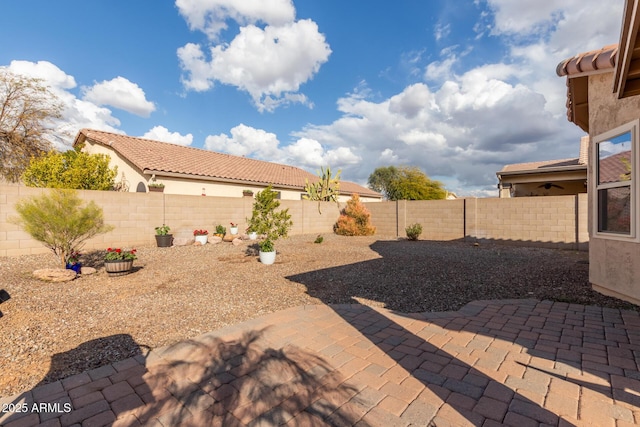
[364,196,588,250]
[0,183,588,257]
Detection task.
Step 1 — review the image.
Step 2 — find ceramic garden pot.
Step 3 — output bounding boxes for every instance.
[259,250,276,265]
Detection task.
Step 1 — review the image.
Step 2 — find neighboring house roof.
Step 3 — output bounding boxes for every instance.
[498,158,586,176]
[74,129,382,198]
[599,151,632,183]
[557,0,640,131]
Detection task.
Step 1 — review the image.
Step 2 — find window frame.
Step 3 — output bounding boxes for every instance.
[592,120,639,242]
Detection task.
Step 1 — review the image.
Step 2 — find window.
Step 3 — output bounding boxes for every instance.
[594,120,637,240]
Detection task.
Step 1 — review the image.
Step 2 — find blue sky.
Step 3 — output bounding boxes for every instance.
[0,0,625,196]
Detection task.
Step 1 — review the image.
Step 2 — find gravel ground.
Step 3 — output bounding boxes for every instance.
[0,234,637,398]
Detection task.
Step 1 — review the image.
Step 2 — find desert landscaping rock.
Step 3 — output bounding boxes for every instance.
[171,237,191,246]
[232,237,243,246]
[32,268,76,282]
[209,236,222,244]
[80,266,97,275]
[1,234,637,398]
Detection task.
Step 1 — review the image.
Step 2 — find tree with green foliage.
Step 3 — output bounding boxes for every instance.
[21,146,117,190]
[247,185,293,252]
[0,69,63,182]
[11,189,114,267]
[303,165,341,213]
[367,166,447,200]
[367,165,398,196]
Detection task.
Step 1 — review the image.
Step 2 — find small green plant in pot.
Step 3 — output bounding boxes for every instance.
[247,185,293,265]
[405,223,423,241]
[154,224,172,247]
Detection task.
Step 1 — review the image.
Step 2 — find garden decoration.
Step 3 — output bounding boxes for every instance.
[65,251,82,274]
[194,229,209,245]
[246,226,257,240]
[148,182,165,192]
[104,248,137,277]
[214,224,226,238]
[229,222,239,235]
[155,224,172,247]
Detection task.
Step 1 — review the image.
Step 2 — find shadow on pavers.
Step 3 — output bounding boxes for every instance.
[0,330,367,426]
[285,240,639,425]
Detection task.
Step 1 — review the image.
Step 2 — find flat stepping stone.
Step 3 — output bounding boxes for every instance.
[33,268,76,282]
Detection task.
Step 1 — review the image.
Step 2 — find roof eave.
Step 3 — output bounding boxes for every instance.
[497,164,587,178]
[614,0,640,97]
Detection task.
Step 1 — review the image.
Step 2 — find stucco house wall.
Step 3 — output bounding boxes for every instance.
[587,72,640,304]
[84,138,306,199]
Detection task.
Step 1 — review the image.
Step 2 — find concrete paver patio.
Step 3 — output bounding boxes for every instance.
[1,299,640,426]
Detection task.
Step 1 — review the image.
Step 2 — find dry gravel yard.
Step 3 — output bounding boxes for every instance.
[0,234,637,398]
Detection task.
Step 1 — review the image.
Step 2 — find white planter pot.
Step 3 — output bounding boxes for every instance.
[230,227,239,235]
[259,250,276,265]
[195,235,208,245]
[249,232,257,240]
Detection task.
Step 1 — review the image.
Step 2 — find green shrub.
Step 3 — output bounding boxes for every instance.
[11,189,114,267]
[405,223,423,241]
[247,185,293,252]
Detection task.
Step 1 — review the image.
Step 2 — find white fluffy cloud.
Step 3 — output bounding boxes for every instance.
[176,0,295,40]
[205,123,281,157]
[5,60,76,89]
[82,77,156,117]
[177,1,330,112]
[142,126,193,146]
[205,124,360,170]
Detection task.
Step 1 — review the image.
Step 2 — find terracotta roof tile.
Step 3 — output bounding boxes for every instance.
[599,151,631,183]
[556,44,618,77]
[75,129,382,198]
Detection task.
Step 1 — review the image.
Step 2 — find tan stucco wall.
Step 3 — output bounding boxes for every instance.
[587,72,640,304]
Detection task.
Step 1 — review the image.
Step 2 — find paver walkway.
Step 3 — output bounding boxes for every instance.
[2,299,640,426]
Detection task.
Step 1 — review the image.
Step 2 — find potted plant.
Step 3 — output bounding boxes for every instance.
[148,182,165,193]
[65,251,82,274]
[104,247,137,277]
[155,224,172,247]
[194,229,208,245]
[247,227,257,240]
[243,190,254,197]
[229,222,239,235]
[247,185,293,265]
[214,224,226,238]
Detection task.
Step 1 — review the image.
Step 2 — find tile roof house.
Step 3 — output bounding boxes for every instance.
[496,136,588,198]
[74,129,382,202]
[556,0,640,305]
